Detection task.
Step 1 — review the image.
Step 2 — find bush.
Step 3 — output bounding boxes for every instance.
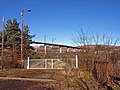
[3,60,21,68]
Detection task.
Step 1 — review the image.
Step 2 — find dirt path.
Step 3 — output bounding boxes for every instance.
[0,77,55,90]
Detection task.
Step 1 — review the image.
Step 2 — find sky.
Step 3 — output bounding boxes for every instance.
[0,0,120,46]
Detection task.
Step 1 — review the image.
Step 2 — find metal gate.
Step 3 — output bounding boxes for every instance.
[27,55,78,69]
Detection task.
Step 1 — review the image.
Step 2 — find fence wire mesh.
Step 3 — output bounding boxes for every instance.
[27,58,76,69]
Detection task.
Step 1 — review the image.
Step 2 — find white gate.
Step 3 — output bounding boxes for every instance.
[27,55,78,69]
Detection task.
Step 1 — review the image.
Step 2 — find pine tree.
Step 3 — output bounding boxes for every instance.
[0,18,34,68]
[5,18,21,67]
[23,25,35,60]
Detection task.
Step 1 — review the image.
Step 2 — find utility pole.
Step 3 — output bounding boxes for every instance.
[1,16,4,70]
[21,8,31,68]
[21,8,24,68]
[51,37,56,48]
[44,35,47,55]
[52,38,56,44]
[44,35,46,43]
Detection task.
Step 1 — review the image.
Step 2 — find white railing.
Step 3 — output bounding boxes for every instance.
[27,55,78,69]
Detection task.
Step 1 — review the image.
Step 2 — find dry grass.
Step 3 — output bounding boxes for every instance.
[0,69,56,78]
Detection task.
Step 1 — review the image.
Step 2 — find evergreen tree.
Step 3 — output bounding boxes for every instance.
[23,25,35,60]
[5,18,21,66]
[0,18,34,68]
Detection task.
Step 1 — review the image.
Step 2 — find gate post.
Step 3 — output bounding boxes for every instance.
[44,45,47,55]
[27,57,30,69]
[76,55,78,68]
[45,59,47,69]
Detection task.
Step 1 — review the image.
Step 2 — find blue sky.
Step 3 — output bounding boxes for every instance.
[0,0,120,45]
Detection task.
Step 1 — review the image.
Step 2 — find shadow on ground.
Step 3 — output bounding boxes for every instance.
[0,79,55,90]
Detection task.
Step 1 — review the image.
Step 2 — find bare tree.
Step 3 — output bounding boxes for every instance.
[72,29,120,89]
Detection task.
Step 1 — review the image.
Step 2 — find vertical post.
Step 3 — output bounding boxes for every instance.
[44,35,46,43]
[45,59,47,69]
[21,9,31,68]
[51,59,54,69]
[21,8,24,68]
[44,45,47,55]
[106,62,109,82]
[76,55,78,68]
[27,57,30,69]
[67,47,69,52]
[60,47,62,53]
[1,16,4,70]
[52,37,56,44]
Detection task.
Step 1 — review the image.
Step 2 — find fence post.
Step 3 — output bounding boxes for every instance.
[27,57,30,69]
[44,45,47,55]
[51,59,54,69]
[76,55,78,68]
[45,59,47,69]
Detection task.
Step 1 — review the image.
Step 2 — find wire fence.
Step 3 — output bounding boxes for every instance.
[27,55,78,69]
